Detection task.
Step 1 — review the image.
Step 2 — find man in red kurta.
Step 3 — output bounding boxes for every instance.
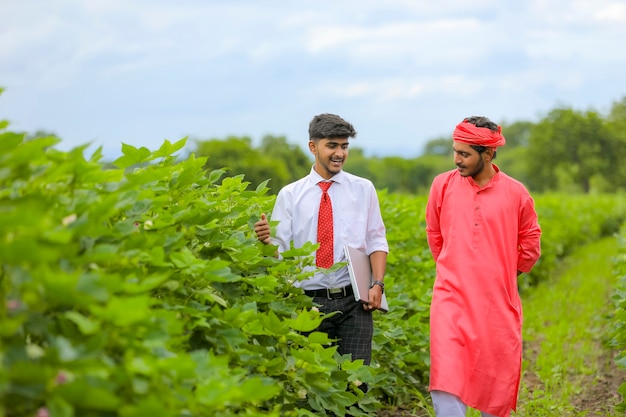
[425,116,541,417]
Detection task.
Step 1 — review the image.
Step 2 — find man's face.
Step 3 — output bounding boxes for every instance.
[453,142,485,178]
[309,137,349,179]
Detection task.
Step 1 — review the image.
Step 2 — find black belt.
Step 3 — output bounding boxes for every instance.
[304,285,354,299]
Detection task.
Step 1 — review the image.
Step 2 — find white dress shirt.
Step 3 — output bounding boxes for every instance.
[270,166,388,290]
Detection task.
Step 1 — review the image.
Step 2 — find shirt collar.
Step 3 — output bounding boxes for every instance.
[308,165,345,185]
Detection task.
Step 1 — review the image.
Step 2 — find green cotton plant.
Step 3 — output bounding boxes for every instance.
[369,193,434,406]
[608,225,626,412]
[524,193,626,287]
[4,113,626,416]
[0,129,377,417]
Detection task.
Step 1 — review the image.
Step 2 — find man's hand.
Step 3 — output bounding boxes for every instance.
[364,284,383,311]
[254,213,271,244]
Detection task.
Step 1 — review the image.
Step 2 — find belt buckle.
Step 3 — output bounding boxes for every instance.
[327,287,345,299]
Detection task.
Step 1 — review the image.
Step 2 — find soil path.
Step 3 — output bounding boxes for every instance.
[517,237,625,416]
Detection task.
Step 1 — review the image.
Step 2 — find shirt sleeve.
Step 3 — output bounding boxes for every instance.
[365,185,389,254]
[270,189,293,255]
[517,193,542,273]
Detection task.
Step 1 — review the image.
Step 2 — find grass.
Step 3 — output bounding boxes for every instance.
[513,236,623,417]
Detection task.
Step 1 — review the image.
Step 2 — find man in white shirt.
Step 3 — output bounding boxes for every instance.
[254,113,388,367]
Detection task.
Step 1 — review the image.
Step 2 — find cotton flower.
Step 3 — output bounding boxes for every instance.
[62,214,77,226]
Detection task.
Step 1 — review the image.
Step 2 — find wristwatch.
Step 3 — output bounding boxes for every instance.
[371,280,385,293]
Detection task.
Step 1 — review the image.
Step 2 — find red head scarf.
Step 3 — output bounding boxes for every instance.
[452,121,506,148]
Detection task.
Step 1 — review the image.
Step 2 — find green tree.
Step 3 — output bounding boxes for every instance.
[500,120,534,148]
[258,134,311,189]
[342,147,377,183]
[606,96,626,190]
[194,135,311,193]
[495,146,531,186]
[194,136,289,192]
[527,107,619,193]
[422,137,452,157]
[410,154,452,194]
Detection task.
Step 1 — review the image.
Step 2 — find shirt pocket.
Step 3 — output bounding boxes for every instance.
[339,211,367,247]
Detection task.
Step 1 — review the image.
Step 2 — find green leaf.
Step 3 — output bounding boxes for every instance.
[153,137,187,159]
[64,311,100,335]
[47,395,74,417]
[119,396,175,417]
[56,381,121,411]
[286,310,324,333]
[238,377,282,402]
[208,168,226,184]
[90,296,152,326]
[112,143,153,168]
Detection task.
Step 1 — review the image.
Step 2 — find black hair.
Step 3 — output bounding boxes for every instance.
[308,113,357,141]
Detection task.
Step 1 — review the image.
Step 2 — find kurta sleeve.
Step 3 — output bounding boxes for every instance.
[517,193,541,273]
[425,174,445,262]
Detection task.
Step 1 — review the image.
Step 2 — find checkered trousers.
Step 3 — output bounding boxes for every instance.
[308,295,374,365]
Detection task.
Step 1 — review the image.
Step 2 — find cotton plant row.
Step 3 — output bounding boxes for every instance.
[1,128,625,416]
[0,133,378,417]
[608,224,626,412]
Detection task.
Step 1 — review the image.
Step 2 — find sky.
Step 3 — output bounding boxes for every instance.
[1,0,626,160]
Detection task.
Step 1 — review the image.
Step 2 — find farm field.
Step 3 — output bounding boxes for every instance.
[2,138,626,416]
[517,237,626,417]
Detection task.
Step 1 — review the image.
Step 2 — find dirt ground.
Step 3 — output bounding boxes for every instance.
[568,349,625,416]
[377,341,625,417]
[521,336,625,416]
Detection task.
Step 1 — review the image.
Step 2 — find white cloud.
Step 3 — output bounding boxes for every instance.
[594,2,626,22]
[1,0,625,158]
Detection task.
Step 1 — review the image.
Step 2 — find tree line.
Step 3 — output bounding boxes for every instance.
[194,96,626,195]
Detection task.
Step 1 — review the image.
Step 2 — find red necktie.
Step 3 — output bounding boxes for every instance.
[316,181,334,268]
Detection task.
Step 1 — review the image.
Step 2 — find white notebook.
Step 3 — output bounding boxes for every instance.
[344,246,389,313]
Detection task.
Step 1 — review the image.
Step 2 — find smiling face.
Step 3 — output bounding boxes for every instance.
[309,137,349,179]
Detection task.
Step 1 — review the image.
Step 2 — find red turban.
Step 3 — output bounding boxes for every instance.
[452,121,506,148]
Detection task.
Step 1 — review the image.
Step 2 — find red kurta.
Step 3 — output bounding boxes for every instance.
[425,166,541,417]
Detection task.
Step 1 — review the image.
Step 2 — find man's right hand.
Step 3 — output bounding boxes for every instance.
[254,213,271,244]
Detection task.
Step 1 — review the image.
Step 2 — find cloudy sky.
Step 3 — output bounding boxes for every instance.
[1,0,625,159]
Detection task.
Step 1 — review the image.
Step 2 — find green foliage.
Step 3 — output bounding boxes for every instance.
[608,224,626,412]
[0,131,378,416]
[347,153,447,196]
[527,108,622,193]
[2,112,626,415]
[606,97,626,191]
[519,237,623,416]
[524,193,626,288]
[368,193,434,406]
[194,135,310,194]
[186,94,626,195]
[500,120,534,148]
[421,137,451,157]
